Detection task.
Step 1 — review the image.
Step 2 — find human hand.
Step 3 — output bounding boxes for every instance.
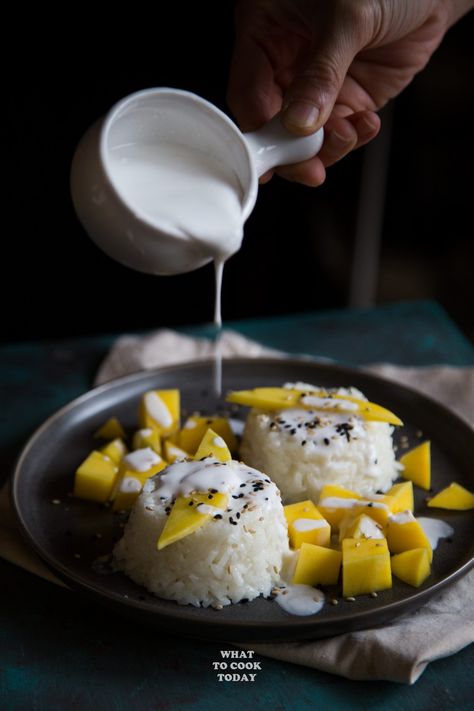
[227,0,472,186]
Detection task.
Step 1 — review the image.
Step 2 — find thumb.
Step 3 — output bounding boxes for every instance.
[282,19,366,135]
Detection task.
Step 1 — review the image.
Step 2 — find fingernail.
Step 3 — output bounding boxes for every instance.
[283,101,320,129]
[359,116,378,139]
[332,129,352,144]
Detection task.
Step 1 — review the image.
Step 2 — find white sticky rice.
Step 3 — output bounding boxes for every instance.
[239,383,402,503]
[113,458,289,607]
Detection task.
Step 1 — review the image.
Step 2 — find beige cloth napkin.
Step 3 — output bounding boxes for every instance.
[2,329,473,684]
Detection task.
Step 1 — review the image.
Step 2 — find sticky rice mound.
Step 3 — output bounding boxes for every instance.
[113,458,289,607]
[239,383,402,503]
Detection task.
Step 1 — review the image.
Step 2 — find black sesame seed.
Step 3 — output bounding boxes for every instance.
[324,438,330,445]
[210,488,218,493]
[290,429,296,435]
[208,494,213,500]
[240,483,246,488]
[188,501,194,506]
[302,440,307,446]
[236,512,241,519]
[214,514,223,520]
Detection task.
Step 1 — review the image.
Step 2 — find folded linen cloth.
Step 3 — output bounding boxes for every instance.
[1,329,473,684]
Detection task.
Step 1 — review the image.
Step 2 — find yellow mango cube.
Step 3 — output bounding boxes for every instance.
[338,513,385,542]
[283,499,320,527]
[388,481,414,513]
[400,441,431,490]
[94,417,125,440]
[163,440,190,463]
[194,428,232,463]
[427,482,474,510]
[101,438,128,465]
[178,416,237,455]
[317,485,361,529]
[391,548,431,587]
[317,486,394,530]
[112,448,167,511]
[288,514,331,549]
[292,543,342,586]
[132,427,161,454]
[342,538,392,597]
[386,511,433,562]
[157,491,228,550]
[138,389,180,437]
[74,451,119,502]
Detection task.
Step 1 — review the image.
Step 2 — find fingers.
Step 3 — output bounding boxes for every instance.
[318,110,380,167]
[272,109,380,186]
[275,157,326,188]
[281,3,374,136]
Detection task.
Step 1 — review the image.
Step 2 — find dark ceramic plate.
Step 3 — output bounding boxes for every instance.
[12,359,474,642]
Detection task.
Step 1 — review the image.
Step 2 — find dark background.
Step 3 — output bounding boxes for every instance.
[4,6,473,344]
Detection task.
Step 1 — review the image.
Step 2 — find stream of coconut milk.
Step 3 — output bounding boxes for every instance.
[108,142,244,395]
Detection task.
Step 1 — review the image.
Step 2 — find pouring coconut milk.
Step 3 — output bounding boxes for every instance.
[106,140,244,327]
[71,88,324,384]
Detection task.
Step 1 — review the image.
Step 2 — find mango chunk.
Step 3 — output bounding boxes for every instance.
[74,451,119,503]
[284,500,331,548]
[317,486,394,530]
[288,515,331,549]
[132,427,162,454]
[427,482,474,510]
[400,441,431,490]
[292,542,342,586]
[101,438,128,465]
[226,387,402,425]
[284,499,320,525]
[338,513,385,542]
[94,417,125,440]
[194,428,232,463]
[387,481,414,513]
[386,511,433,562]
[157,491,228,550]
[138,389,180,437]
[163,440,190,463]
[112,448,167,511]
[391,548,431,587]
[342,538,392,598]
[178,416,237,455]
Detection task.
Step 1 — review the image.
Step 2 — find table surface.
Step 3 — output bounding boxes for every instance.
[1,300,473,711]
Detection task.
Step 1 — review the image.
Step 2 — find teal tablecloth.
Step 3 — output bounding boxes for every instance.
[1,300,473,710]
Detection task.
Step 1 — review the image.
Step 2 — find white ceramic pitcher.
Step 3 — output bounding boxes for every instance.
[70,88,324,275]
